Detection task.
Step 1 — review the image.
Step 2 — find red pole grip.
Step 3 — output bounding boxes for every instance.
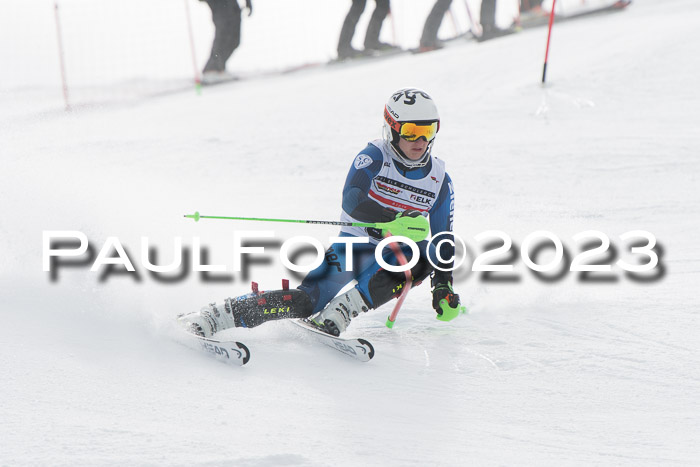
[385,235,413,327]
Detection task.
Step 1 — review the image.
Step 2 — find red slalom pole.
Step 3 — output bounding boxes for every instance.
[388,9,398,46]
[385,235,413,329]
[447,8,459,37]
[542,0,557,83]
[53,2,70,111]
[183,0,202,89]
[462,0,482,37]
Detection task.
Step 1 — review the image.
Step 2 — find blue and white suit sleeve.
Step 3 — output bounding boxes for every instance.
[341,144,396,223]
[428,173,455,283]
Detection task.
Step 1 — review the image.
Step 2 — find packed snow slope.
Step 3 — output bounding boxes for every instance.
[2,0,700,465]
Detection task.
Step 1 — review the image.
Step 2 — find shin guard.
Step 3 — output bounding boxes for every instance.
[225,288,313,328]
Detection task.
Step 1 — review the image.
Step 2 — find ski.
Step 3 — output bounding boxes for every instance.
[410,32,477,54]
[199,75,240,87]
[178,331,251,366]
[329,47,407,66]
[292,319,375,362]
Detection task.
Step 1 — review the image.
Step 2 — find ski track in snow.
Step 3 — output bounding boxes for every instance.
[2,0,700,465]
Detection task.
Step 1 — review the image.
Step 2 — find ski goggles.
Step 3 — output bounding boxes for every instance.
[398,121,439,142]
[384,107,439,142]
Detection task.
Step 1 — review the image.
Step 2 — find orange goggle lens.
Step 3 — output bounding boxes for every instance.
[399,122,438,142]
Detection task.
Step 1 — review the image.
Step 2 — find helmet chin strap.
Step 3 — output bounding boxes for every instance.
[390,143,431,169]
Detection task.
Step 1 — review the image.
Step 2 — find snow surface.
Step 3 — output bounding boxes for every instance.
[2,0,700,465]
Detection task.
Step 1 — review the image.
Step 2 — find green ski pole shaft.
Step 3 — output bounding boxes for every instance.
[184,211,379,229]
[184,210,430,243]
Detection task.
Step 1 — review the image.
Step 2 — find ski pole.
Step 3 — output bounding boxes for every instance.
[542,0,557,83]
[185,211,378,228]
[385,233,413,329]
[183,211,430,242]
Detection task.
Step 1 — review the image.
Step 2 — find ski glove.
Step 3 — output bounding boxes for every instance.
[432,282,466,322]
[380,209,429,242]
[396,209,422,219]
[245,0,253,16]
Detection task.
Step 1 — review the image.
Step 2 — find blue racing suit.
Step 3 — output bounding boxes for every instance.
[299,141,455,313]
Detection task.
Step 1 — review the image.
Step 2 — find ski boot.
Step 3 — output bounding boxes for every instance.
[309,288,370,337]
[178,281,313,337]
[177,302,235,338]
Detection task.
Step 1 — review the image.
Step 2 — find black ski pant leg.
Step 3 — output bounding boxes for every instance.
[480,0,497,32]
[355,240,436,309]
[203,0,241,73]
[364,0,390,49]
[338,0,367,53]
[420,0,453,47]
[364,255,433,309]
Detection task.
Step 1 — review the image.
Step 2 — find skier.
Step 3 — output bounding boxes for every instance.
[421,0,511,49]
[178,88,464,337]
[337,0,398,60]
[516,0,548,26]
[520,0,544,14]
[419,0,453,51]
[479,0,500,40]
[200,0,252,84]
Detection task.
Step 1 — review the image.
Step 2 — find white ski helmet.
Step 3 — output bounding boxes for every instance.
[383,88,440,168]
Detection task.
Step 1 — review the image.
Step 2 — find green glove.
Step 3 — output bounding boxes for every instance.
[432,282,466,321]
[379,209,429,242]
